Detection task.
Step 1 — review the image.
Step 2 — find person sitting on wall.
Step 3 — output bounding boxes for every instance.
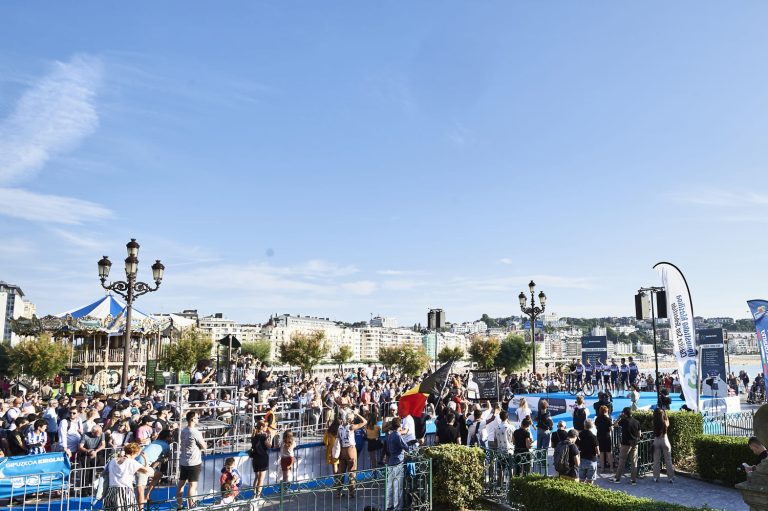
[743,437,768,473]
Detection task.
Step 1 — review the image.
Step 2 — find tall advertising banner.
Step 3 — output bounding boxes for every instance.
[581,336,608,366]
[697,328,727,396]
[746,300,768,385]
[654,262,698,412]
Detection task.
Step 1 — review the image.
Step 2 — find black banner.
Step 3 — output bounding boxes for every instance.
[698,328,727,396]
[468,369,499,401]
[581,336,608,366]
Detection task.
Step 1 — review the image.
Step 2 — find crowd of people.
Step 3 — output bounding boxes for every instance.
[0,358,766,510]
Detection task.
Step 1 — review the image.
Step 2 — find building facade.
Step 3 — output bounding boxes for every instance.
[0,281,35,345]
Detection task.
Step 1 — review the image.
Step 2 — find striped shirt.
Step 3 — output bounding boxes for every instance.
[26,430,47,455]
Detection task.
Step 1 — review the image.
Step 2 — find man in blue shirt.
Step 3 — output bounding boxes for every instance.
[138,430,172,507]
[385,417,409,511]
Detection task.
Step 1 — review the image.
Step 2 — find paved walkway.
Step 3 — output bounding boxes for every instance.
[593,473,747,511]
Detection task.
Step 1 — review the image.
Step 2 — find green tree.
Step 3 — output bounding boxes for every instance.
[379,346,401,372]
[378,345,430,376]
[240,340,272,362]
[278,331,329,377]
[438,346,465,363]
[397,345,431,376]
[9,334,71,381]
[332,345,354,371]
[468,336,501,369]
[162,328,213,373]
[480,314,499,328]
[494,334,531,374]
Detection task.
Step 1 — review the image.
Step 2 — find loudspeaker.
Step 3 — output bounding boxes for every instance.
[635,293,650,320]
[655,291,668,319]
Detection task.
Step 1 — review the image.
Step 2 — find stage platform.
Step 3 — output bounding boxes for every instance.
[508,390,740,431]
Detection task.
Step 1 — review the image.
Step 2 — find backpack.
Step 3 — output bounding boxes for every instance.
[573,407,586,430]
[554,441,571,475]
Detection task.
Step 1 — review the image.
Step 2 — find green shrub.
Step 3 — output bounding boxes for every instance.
[633,410,703,463]
[421,444,484,510]
[509,475,716,511]
[694,435,760,486]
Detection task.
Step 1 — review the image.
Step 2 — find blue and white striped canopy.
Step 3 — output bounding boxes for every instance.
[57,294,157,334]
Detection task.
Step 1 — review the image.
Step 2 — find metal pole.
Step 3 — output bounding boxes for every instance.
[121,275,134,394]
[531,309,536,375]
[434,330,438,371]
[725,331,732,376]
[650,291,661,407]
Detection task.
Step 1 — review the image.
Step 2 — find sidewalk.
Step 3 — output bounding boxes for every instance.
[593,473,747,511]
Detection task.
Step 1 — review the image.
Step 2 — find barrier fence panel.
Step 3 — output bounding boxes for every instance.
[702,411,755,437]
[144,452,431,511]
[0,471,67,511]
[611,428,653,477]
[482,448,547,506]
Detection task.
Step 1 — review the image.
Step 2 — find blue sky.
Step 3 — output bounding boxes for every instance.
[2,2,768,324]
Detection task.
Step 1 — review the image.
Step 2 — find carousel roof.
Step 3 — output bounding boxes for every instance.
[58,294,152,321]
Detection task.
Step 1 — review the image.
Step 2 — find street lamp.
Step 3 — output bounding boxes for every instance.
[519,280,546,375]
[98,239,165,393]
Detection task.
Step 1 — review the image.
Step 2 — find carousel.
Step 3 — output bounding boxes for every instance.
[10,295,195,394]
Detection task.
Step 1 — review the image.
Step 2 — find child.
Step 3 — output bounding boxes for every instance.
[279,431,295,483]
[219,457,241,502]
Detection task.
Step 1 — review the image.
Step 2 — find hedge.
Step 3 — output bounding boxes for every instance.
[509,474,717,511]
[632,410,703,463]
[695,435,761,487]
[421,444,484,510]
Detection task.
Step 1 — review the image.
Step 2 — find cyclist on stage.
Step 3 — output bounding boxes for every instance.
[619,358,629,396]
[609,359,619,393]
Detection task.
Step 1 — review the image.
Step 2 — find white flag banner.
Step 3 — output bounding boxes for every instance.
[654,262,698,412]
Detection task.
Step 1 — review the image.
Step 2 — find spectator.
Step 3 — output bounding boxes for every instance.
[279,430,295,483]
[8,417,29,456]
[515,398,531,424]
[26,419,48,455]
[43,399,59,446]
[550,420,568,447]
[594,405,613,474]
[572,396,588,432]
[555,429,580,480]
[219,457,242,501]
[250,420,271,499]
[513,417,533,476]
[495,410,515,455]
[385,416,409,511]
[365,410,382,468]
[78,424,106,490]
[576,419,599,484]
[137,430,173,506]
[336,410,366,497]
[652,409,675,483]
[176,411,207,510]
[613,407,641,485]
[535,400,553,452]
[103,442,153,511]
[743,437,767,472]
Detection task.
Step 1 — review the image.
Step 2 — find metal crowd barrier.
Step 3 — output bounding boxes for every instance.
[702,411,755,437]
[144,452,432,511]
[0,471,67,511]
[482,448,548,505]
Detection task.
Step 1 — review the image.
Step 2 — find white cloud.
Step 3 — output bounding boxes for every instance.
[670,189,768,207]
[49,228,106,251]
[0,188,112,224]
[382,280,427,290]
[498,258,514,265]
[0,54,103,184]
[376,269,426,276]
[340,281,378,295]
[0,54,112,225]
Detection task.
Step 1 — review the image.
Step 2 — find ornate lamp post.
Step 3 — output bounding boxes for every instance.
[519,280,546,375]
[98,239,165,393]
